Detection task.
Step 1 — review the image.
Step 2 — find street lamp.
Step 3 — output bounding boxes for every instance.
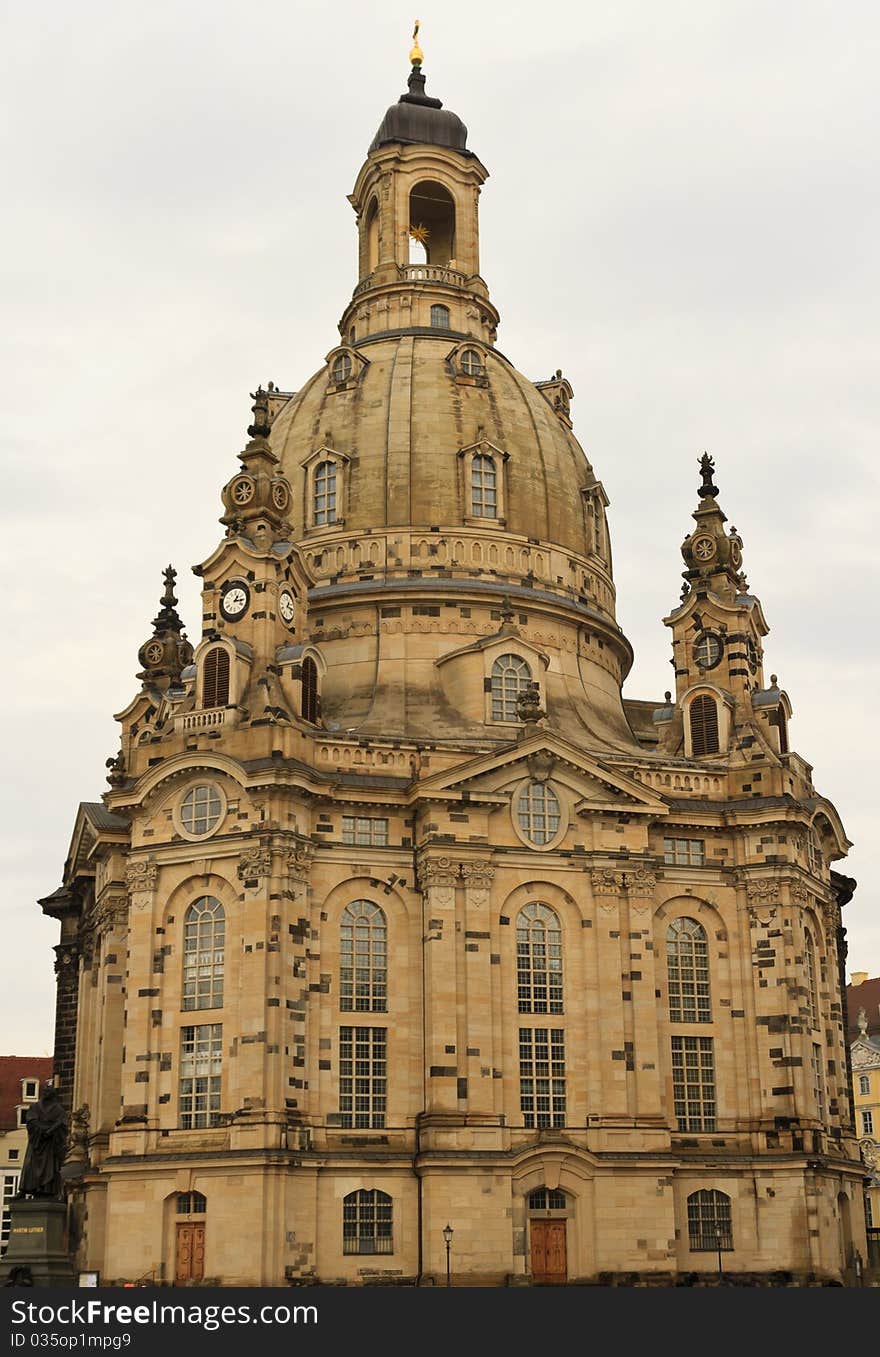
[443,1223,453,1287]
[715,1229,723,1282]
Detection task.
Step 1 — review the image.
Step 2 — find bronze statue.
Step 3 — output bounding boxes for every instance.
[17,1084,68,1200]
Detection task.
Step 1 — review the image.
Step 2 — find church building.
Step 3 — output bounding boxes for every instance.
[38,42,865,1285]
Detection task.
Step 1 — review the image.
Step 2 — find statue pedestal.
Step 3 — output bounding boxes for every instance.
[0,1199,75,1286]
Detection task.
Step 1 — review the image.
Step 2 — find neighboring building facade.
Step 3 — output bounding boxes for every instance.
[848,973,880,1266]
[40,53,865,1286]
[0,1056,53,1254]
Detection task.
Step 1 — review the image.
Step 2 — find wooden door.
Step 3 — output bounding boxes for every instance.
[175,1222,205,1284]
[530,1219,567,1284]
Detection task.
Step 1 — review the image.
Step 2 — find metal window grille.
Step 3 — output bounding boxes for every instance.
[339,1027,387,1129]
[341,816,389,846]
[342,1189,393,1255]
[519,1027,566,1129]
[179,1024,222,1129]
[491,653,531,721]
[517,782,561,846]
[517,903,563,1014]
[471,454,497,517]
[180,784,223,836]
[182,897,225,1011]
[689,695,720,756]
[671,1035,716,1132]
[663,837,705,866]
[202,648,230,709]
[313,461,338,525]
[666,917,711,1023]
[340,901,387,1013]
[687,1190,732,1251]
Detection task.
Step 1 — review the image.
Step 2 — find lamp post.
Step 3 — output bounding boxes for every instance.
[443,1223,453,1287]
[715,1229,723,1282]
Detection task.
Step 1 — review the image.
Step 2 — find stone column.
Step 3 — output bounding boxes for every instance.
[459,859,497,1122]
[591,868,629,1121]
[624,868,663,1121]
[119,860,158,1128]
[417,852,460,1121]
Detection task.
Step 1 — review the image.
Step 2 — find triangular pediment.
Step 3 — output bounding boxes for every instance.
[417,732,669,816]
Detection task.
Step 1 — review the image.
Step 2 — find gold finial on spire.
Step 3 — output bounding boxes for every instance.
[410,19,423,67]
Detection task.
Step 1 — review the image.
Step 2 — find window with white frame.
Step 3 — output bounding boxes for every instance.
[516,782,561,846]
[663,837,705,867]
[470,453,497,517]
[859,1075,870,1096]
[1,1173,19,1255]
[179,1024,222,1129]
[182,897,225,1011]
[16,1108,27,1129]
[340,901,387,1013]
[491,653,531,721]
[516,904,563,1014]
[687,1190,732,1251]
[862,1109,875,1136]
[342,1189,393,1255]
[519,1027,566,1128]
[804,931,818,1030]
[666,917,711,1023]
[812,1044,826,1121]
[339,1027,386,1128]
[22,1080,38,1101]
[342,816,389,846]
[313,460,338,526]
[671,1035,716,1131]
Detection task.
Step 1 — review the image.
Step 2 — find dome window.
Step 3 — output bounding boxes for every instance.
[460,348,484,378]
[471,454,498,518]
[516,782,561,846]
[314,461,338,526]
[331,353,352,385]
[689,694,720,756]
[430,304,450,329]
[491,653,531,721]
[202,646,230,709]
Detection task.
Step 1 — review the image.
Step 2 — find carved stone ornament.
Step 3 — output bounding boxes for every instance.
[125,860,158,891]
[788,878,809,901]
[286,842,314,876]
[746,879,780,903]
[417,855,458,904]
[860,1139,879,1170]
[592,868,624,897]
[238,846,272,881]
[460,861,495,890]
[94,895,129,934]
[526,750,556,783]
[626,868,657,897]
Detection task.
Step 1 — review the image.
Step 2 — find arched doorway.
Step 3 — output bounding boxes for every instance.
[527,1187,569,1284]
[838,1191,853,1271]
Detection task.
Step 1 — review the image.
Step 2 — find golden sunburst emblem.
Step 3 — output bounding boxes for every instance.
[409,222,430,245]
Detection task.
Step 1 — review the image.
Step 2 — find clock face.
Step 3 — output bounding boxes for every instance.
[220,582,249,620]
[278,590,296,624]
[730,539,743,569]
[693,535,716,562]
[272,482,290,512]
[144,641,164,666]
[694,631,723,670]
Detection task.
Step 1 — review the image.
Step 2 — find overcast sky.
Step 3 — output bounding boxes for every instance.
[1,1,878,1054]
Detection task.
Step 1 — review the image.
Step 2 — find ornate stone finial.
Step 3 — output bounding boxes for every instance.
[664,690,672,703]
[516,681,545,728]
[153,565,184,636]
[857,1006,868,1036]
[137,564,193,687]
[105,750,126,787]
[698,452,719,499]
[410,19,423,67]
[770,673,778,687]
[247,386,271,440]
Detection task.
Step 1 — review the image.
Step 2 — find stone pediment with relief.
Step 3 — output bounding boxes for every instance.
[417,733,668,817]
[851,1038,880,1071]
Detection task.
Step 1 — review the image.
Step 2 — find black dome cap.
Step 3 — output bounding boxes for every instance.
[369,66,470,155]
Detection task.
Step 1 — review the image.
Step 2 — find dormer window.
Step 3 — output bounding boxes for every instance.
[460,348,484,378]
[202,647,230,709]
[430,304,450,329]
[314,461,338,526]
[491,653,532,721]
[471,454,498,518]
[331,353,352,385]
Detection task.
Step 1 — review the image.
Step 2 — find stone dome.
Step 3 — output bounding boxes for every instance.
[369,66,469,156]
[270,334,605,583]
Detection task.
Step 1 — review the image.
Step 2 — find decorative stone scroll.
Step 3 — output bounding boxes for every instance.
[591,868,624,897]
[460,860,495,907]
[125,860,157,891]
[416,854,458,906]
[746,879,780,903]
[285,841,314,898]
[238,845,272,882]
[626,868,657,896]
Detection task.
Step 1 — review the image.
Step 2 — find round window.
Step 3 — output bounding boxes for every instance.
[179,784,224,838]
[516,782,561,846]
[693,631,723,670]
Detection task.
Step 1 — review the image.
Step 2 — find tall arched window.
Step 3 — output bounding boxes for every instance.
[491,653,532,721]
[430,304,450,328]
[687,1190,732,1251]
[666,917,711,1023]
[342,1189,393,1255]
[517,903,563,1014]
[202,647,230,709]
[340,900,387,1012]
[689,694,720,756]
[182,897,225,1011]
[301,656,318,723]
[471,454,497,517]
[313,461,337,525]
[804,930,818,1030]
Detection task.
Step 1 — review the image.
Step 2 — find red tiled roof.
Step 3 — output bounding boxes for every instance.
[0,1056,54,1131]
[846,977,880,1040]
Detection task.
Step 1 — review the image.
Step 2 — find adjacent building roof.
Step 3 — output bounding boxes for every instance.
[0,1056,54,1131]
[847,975,880,1039]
